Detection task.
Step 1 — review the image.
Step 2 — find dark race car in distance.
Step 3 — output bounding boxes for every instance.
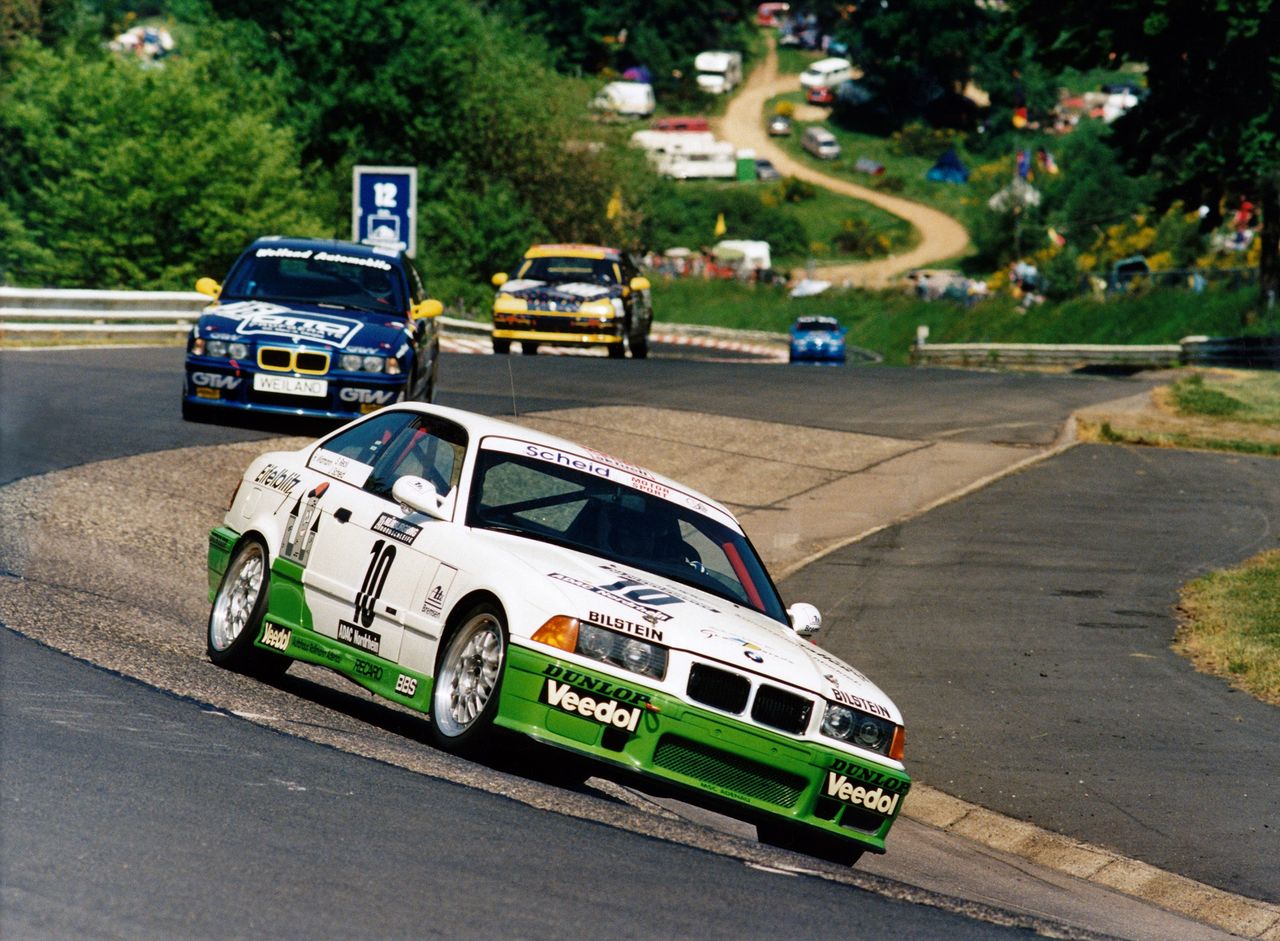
[183,237,442,423]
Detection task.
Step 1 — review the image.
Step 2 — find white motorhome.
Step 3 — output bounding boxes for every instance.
[695,50,743,94]
[632,130,737,179]
[799,57,854,89]
[591,81,656,119]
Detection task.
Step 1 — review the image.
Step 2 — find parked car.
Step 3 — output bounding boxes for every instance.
[206,402,910,865]
[806,85,835,105]
[799,57,854,90]
[491,244,652,357]
[789,315,847,363]
[801,126,841,160]
[755,158,782,181]
[182,236,442,423]
[767,114,793,136]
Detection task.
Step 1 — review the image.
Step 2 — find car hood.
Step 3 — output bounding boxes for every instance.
[198,299,412,352]
[498,279,622,310]
[478,529,901,724]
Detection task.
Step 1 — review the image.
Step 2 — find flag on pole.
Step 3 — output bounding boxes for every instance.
[714,212,727,237]
[606,187,622,220]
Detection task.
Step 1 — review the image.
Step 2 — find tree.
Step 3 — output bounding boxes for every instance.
[0,42,325,287]
[1006,0,1280,303]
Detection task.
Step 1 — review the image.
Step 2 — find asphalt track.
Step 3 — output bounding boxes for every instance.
[2,345,1278,938]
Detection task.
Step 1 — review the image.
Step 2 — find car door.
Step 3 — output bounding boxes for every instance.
[298,410,467,671]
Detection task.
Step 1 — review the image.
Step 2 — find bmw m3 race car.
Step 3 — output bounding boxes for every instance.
[789,315,847,363]
[183,236,443,423]
[206,403,909,864]
[490,244,653,358]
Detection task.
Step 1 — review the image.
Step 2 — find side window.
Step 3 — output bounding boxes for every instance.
[311,411,467,499]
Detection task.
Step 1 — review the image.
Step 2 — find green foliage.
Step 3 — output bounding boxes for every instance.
[832,218,891,257]
[641,182,808,257]
[777,176,818,203]
[0,41,324,288]
[891,123,963,158]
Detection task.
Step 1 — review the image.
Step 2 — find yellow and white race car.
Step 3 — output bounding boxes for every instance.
[490,244,652,358]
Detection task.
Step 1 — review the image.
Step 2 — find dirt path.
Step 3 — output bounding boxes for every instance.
[713,40,970,288]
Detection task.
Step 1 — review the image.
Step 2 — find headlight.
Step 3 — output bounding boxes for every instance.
[821,702,900,758]
[339,354,391,374]
[532,617,668,680]
[228,342,249,360]
[206,340,228,357]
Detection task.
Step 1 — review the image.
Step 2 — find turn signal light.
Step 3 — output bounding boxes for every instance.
[532,616,580,652]
[890,726,905,762]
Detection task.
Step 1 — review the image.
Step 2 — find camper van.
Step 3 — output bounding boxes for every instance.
[695,50,743,94]
[799,57,854,90]
[591,81,655,119]
[631,130,738,179]
[801,126,841,160]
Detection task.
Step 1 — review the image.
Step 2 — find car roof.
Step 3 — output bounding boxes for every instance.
[248,235,406,264]
[362,403,738,527]
[525,244,622,260]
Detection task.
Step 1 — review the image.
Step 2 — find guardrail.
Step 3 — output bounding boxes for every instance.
[910,326,1280,370]
[0,286,491,338]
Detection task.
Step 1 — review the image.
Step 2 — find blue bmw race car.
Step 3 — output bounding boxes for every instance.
[183,236,443,423]
[789,315,847,363]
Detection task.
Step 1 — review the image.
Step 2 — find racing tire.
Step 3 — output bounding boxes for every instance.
[416,347,439,403]
[428,603,508,754]
[207,537,290,679]
[628,331,649,360]
[607,342,625,359]
[756,820,864,867]
[492,338,511,355]
[521,341,539,355]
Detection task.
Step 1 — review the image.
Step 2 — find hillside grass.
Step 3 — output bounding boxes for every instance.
[652,279,1266,365]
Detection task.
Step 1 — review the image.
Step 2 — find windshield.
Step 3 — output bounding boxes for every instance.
[223,247,408,315]
[517,256,620,286]
[467,442,788,623]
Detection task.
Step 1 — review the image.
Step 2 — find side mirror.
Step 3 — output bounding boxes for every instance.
[630,276,651,292]
[787,602,822,639]
[413,298,444,320]
[195,277,221,299]
[392,475,450,521]
[491,272,509,288]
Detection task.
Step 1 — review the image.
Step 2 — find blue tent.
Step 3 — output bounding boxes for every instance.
[926,147,969,185]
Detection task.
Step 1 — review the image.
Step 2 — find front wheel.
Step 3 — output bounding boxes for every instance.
[756,820,864,867]
[207,537,289,679]
[492,338,510,355]
[428,603,508,753]
[521,341,539,355]
[628,331,649,359]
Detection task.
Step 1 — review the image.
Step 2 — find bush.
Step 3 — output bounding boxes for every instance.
[891,122,963,157]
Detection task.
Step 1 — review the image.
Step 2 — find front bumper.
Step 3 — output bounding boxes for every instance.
[492,307,623,347]
[184,356,405,420]
[496,644,909,853]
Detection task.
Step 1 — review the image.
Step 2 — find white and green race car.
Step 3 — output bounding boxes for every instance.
[206,403,909,864]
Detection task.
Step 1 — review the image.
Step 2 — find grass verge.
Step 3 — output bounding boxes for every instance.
[1176,550,1280,706]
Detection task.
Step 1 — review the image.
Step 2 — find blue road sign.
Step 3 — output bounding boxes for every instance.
[352,166,418,257]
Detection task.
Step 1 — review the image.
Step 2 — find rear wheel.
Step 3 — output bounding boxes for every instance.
[492,338,510,355]
[521,341,539,355]
[207,537,290,679]
[428,603,507,753]
[756,820,864,867]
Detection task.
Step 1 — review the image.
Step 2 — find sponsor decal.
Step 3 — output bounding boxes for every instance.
[292,635,341,665]
[420,563,457,618]
[219,301,363,348]
[353,657,384,681]
[337,619,382,656]
[261,623,291,652]
[524,445,613,479]
[824,772,902,816]
[828,758,908,793]
[549,573,675,622]
[600,564,721,613]
[588,611,664,643]
[195,387,221,400]
[253,247,393,271]
[339,388,398,405]
[395,674,418,697]
[699,628,768,664]
[353,540,395,629]
[542,678,643,733]
[372,512,421,546]
[254,463,301,495]
[542,664,651,704]
[280,481,328,565]
[191,372,242,390]
[808,644,870,684]
[310,448,373,487]
[830,688,891,719]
